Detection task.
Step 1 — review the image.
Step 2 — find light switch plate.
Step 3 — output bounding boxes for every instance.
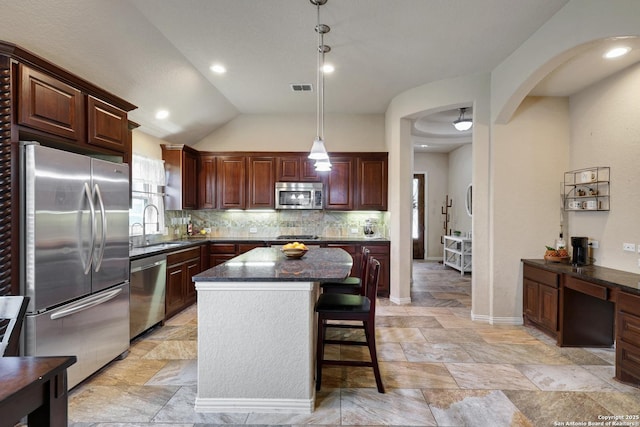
[249,227,257,233]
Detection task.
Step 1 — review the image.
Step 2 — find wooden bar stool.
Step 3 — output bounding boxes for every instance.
[315,257,384,393]
[320,246,370,295]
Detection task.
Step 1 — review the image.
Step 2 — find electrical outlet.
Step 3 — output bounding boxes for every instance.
[249,227,257,233]
[350,228,359,234]
[589,240,599,249]
[623,242,636,252]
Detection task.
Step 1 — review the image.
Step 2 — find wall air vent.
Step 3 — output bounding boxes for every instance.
[290,83,313,92]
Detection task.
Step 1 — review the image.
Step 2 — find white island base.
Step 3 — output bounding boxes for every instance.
[194,280,320,414]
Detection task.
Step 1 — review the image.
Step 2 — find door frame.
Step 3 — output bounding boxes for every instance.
[412,173,425,259]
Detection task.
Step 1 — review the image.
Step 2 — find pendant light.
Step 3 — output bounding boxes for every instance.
[308,0,331,170]
[453,107,473,131]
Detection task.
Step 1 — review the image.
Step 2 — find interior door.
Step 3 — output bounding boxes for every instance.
[412,174,425,259]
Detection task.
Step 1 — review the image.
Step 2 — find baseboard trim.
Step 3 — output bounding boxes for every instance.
[471,312,523,325]
[389,296,412,305]
[195,397,314,414]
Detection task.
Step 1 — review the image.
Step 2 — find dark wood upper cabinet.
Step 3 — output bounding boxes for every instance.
[217,155,246,209]
[247,156,275,209]
[87,95,128,153]
[324,156,355,210]
[18,64,85,141]
[162,144,198,210]
[276,155,321,182]
[198,155,216,209]
[356,154,388,211]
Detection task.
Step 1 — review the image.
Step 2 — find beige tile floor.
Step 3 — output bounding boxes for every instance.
[68,261,640,426]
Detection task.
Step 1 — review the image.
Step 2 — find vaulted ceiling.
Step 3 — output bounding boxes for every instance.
[1,0,637,152]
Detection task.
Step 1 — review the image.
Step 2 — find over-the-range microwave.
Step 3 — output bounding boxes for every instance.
[275,182,323,210]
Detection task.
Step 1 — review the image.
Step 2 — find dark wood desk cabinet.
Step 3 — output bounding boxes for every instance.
[523,264,559,337]
[522,260,640,387]
[616,291,640,385]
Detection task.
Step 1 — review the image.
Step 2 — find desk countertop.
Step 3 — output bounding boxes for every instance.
[193,247,352,282]
[522,259,640,294]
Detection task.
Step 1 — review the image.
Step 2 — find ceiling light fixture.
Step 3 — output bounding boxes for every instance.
[155,110,170,120]
[603,47,630,59]
[308,0,331,171]
[453,107,473,131]
[210,64,226,74]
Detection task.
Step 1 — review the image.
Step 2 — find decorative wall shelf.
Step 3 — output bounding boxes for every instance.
[563,167,610,212]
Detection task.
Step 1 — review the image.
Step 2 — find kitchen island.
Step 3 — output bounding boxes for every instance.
[192,247,352,413]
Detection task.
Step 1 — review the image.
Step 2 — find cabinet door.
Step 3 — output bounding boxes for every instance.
[217,156,246,209]
[18,64,85,141]
[185,257,201,303]
[87,96,128,153]
[301,158,321,181]
[539,284,558,331]
[198,155,216,209]
[209,254,236,267]
[357,155,388,211]
[248,156,275,209]
[166,263,186,317]
[523,278,539,320]
[182,150,198,209]
[367,244,390,297]
[276,156,301,182]
[324,156,355,210]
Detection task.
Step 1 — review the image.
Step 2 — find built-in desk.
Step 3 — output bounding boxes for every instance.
[0,356,76,427]
[192,247,352,414]
[522,259,640,387]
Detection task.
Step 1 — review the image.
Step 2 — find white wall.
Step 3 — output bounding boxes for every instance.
[193,113,385,152]
[413,152,448,259]
[132,129,165,159]
[568,63,640,272]
[448,144,473,235]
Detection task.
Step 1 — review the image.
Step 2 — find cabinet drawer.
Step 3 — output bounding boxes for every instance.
[564,276,608,300]
[618,291,640,317]
[366,243,390,255]
[616,340,640,385]
[618,311,640,345]
[167,246,201,265]
[523,265,558,288]
[209,243,236,254]
[238,243,265,254]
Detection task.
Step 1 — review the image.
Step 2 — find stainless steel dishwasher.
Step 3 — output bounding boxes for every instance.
[130,254,166,339]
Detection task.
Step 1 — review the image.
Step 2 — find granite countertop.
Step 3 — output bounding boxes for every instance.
[522,259,640,294]
[130,236,389,260]
[193,247,353,282]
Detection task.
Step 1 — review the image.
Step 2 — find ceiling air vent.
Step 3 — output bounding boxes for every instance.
[290,83,313,92]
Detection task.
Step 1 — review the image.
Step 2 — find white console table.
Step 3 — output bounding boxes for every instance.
[443,235,472,275]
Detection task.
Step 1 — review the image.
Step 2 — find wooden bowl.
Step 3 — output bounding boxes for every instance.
[282,248,308,259]
[544,255,570,263]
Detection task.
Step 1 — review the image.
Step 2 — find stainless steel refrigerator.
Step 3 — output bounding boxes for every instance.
[20,142,130,388]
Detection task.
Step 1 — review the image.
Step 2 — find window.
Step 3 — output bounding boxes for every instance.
[129,154,165,236]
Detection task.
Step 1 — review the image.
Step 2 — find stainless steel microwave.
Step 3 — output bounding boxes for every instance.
[275,182,323,210]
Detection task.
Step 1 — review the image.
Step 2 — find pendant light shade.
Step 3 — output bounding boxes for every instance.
[309,137,329,160]
[453,107,473,131]
[308,0,331,170]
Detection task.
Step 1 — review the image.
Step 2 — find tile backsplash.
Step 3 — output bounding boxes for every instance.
[166,210,388,239]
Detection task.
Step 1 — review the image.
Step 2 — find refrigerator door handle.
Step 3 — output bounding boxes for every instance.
[49,287,124,320]
[82,182,97,275]
[93,183,107,272]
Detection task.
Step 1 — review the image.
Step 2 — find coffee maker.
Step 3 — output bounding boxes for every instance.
[571,236,590,266]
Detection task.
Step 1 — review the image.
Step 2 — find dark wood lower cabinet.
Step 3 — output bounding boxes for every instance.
[616,291,640,386]
[324,242,390,297]
[522,264,559,338]
[166,246,202,319]
[209,242,267,267]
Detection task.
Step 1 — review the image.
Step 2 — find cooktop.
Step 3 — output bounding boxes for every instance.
[276,234,320,240]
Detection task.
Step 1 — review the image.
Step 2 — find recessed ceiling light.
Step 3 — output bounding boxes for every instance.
[210,64,227,74]
[155,110,170,120]
[603,47,630,59]
[322,63,334,73]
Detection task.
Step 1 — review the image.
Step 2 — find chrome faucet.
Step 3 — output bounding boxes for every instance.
[142,204,160,245]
